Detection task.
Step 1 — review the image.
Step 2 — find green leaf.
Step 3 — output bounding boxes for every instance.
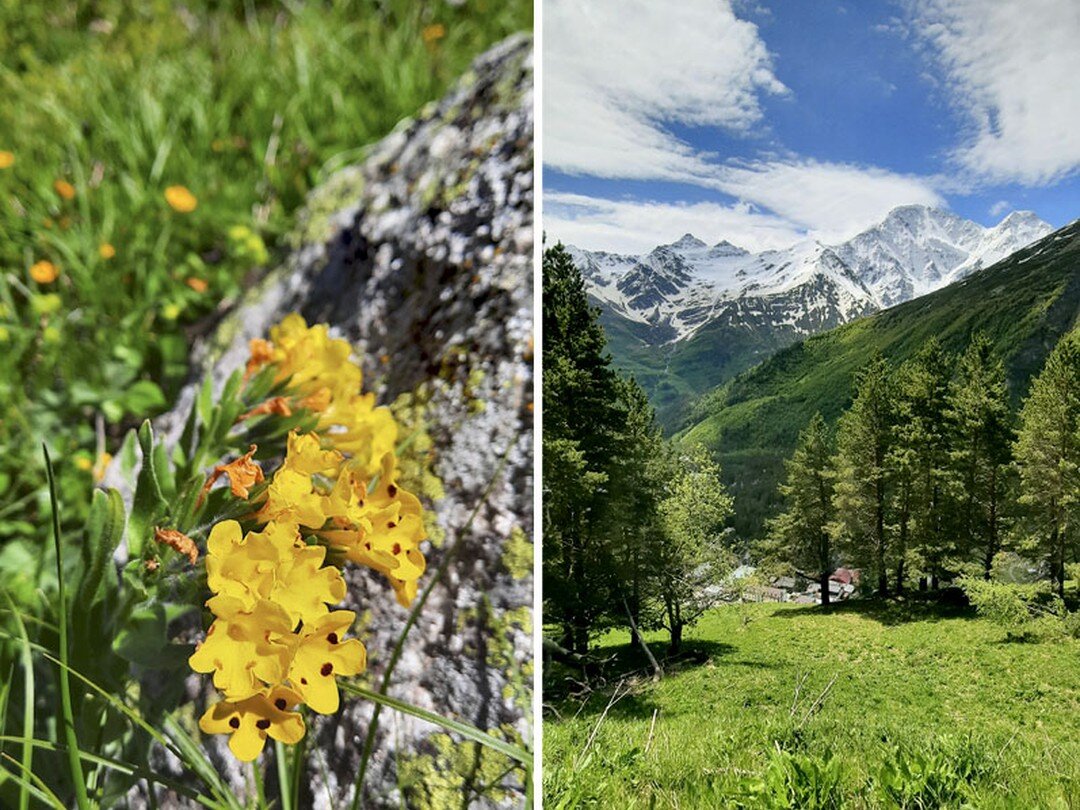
[112,602,193,668]
[122,380,167,415]
[128,421,168,558]
[75,488,126,609]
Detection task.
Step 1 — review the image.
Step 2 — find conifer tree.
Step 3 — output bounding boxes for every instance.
[832,353,894,596]
[767,413,835,604]
[542,242,625,653]
[1014,334,1080,598]
[946,334,1014,577]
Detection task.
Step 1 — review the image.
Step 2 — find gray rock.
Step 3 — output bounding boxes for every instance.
[131,34,533,809]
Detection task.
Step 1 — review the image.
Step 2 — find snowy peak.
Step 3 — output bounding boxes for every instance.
[571,204,1052,343]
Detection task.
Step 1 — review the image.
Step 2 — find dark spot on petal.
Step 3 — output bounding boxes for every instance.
[256,719,271,730]
[320,662,333,676]
[229,717,240,729]
[392,543,401,555]
[387,521,397,529]
[387,484,398,497]
[275,698,287,710]
[327,632,339,644]
[364,542,372,550]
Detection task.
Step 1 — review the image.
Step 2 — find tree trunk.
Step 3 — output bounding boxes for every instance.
[876,475,888,597]
[668,622,683,655]
[623,597,662,679]
[819,569,831,607]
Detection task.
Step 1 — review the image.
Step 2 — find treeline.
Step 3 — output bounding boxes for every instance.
[543,244,735,658]
[766,333,1080,601]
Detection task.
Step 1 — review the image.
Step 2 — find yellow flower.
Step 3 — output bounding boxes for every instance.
[93,452,112,482]
[30,260,59,284]
[162,303,182,321]
[0,151,13,169]
[75,456,94,472]
[422,23,446,44]
[205,520,282,605]
[257,468,326,529]
[245,337,275,378]
[165,185,197,212]
[53,179,76,200]
[283,431,343,476]
[188,596,295,700]
[99,243,116,260]
[286,611,366,714]
[199,686,305,762]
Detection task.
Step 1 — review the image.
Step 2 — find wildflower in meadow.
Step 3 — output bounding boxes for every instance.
[53,179,76,200]
[99,243,116,259]
[0,151,13,169]
[165,185,198,212]
[186,277,209,293]
[93,451,112,482]
[423,23,446,43]
[30,260,59,284]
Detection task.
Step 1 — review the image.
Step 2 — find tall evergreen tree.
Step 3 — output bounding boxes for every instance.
[767,413,835,605]
[1014,334,1080,598]
[946,334,1014,577]
[832,353,894,596]
[891,339,953,589]
[542,242,625,653]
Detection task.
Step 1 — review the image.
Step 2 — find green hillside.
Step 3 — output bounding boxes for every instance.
[678,219,1080,541]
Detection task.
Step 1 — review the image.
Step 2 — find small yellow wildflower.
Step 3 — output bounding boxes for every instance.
[162,303,182,321]
[199,687,305,762]
[0,151,13,169]
[75,456,94,472]
[422,23,446,44]
[53,179,76,200]
[99,243,116,260]
[165,185,197,212]
[185,277,208,293]
[30,260,58,284]
[286,611,366,714]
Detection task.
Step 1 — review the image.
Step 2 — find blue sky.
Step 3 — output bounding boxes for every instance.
[543,0,1080,254]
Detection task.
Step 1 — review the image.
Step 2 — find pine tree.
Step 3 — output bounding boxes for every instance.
[767,413,835,605]
[655,444,735,653]
[890,339,952,590]
[832,353,894,596]
[946,334,1014,577]
[542,242,626,653]
[1014,334,1080,598]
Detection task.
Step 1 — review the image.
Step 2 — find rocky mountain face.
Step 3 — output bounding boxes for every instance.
[574,205,1052,346]
[567,205,1052,428]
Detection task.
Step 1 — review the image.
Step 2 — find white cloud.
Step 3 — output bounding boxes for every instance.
[545,193,809,255]
[988,200,1011,218]
[712,159,946,239]
[544,157,949,255]
[908,0,1080,185]
[543,0,787,182]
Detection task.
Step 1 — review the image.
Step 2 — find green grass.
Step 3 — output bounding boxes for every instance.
[544,600,1080,808]
[676,221,1080,540]
[0,0,530,556]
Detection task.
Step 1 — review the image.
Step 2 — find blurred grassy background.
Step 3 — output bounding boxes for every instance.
[0,0,530,576]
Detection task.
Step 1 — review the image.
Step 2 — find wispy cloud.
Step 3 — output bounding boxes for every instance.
[545,193,808,255]
[908,0,1080,186]
[543,0,787,182]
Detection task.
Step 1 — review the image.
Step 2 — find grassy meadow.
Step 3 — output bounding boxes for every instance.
[544,600,1080,809]
[0,0,530,569]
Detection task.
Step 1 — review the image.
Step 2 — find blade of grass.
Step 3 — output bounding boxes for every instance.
[275,740,293,810]
[43,444,91,810]
[349,444,517,809]
[2,591,35,810]
[0,736,217,807]
[339,683,529,765]
[289,730,306,810]
[0,754,66,809]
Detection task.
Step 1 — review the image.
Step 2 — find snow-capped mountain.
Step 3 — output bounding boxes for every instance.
[572,205,1053,345]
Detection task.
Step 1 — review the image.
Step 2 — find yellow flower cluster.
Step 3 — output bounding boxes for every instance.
[191,315,427,761]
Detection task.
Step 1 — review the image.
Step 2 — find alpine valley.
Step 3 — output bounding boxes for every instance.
[568,204,1053,429]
